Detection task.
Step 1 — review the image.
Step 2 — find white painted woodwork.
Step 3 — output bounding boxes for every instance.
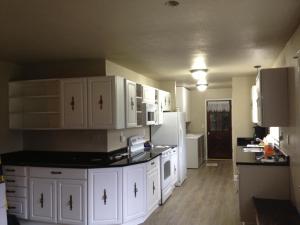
[57,180,87,225]
[6,186,27,198]
[160,90,171,112]
[125,80,137,128]
[146,160,160,217]
[256,67,289,127]
[88,76,125,129]
[142,85,156,104]
[61,78,87,129]
[5,176,27,187]
[3,166,28,177]
[171,148,178,186]
[123,164,146,223]
[6,197,28,219]
[157,90,164,125]
[88,168,122,225]
[29,178,57,223]
[29,167,87,180]
[176,87,190,122]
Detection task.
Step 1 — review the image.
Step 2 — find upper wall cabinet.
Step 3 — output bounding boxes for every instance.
[88,76,125,129]
[9,79,62,129]
[255,68,289,127]
[125,80,137,128]
[176,87,190,122]
[142,85,156,104]
[160,90,171,112]
[9,76,125,130]
[61,78,87,129]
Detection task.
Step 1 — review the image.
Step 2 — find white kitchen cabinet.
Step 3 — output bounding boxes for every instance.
[88,76,125,129]
[157,90,164,125]
[255,67,288,127]
[88,168,122,225]
[142,85,156,104]
[160,90,171,112]
[125,80,137,128]
[29,178,57,223]
[61,78,87,129]
[146,162,160,217]
[123,164,146,223]
[171,148,178,185]
[176,87,190,122]
[57,180,87,225]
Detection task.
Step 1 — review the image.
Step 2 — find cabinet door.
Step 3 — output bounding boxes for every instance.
[165,92,171,111]
[171,150,178,185]
[57,180,87,225]
[29,178,57,223]
[88,168,122,225]
[62,78,87,128]
[123,164,146,223]
[88,77,113,129]
[125,80,137,128]
[147,168,160,214]
[143,85,156,104]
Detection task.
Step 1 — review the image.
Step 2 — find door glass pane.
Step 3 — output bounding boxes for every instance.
[164,161,171,179]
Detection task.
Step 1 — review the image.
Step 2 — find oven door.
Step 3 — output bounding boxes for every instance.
[161,154,172,189]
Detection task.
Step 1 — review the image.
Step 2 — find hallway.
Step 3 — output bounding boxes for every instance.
[143,161,240,225]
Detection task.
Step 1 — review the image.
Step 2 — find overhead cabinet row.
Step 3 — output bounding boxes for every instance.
[9,76,171,130]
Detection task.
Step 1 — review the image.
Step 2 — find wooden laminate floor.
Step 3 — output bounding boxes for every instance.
[143,160,240,225]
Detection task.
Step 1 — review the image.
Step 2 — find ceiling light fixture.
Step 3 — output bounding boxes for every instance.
[196,83,208,92]
[165,0,180,7]
[190,69,208,80]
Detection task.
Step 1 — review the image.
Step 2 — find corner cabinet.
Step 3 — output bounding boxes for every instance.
[125,80,137,128]
[160,90,171,112]
[176,87,190,122]
[255,67,289,127]
[88,76,125,129]
[88,168,122,225]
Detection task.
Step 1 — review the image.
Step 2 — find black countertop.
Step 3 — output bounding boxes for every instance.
[236,146,289,166]
[0,147,172,169]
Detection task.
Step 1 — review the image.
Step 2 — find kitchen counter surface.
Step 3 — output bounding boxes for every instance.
[1,146,173,169]
[236,146,289,166]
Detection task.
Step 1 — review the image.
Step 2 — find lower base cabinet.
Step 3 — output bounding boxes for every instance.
[146,167,160,216]
[123,164,146,223]
[88,168,123,225]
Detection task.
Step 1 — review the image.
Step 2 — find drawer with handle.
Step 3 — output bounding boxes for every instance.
[147,157,160,172]
[5,176,27,187]
[3,166,27,177]
[29,167,87,180]
[6,186,27,198]
[7,197,28,219]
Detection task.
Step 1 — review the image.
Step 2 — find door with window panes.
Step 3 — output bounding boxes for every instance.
[207,100,232,159]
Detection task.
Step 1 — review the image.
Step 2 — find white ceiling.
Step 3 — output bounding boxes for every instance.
[0,0,300,84]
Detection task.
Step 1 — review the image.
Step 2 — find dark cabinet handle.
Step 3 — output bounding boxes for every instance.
[51,171,62,175]
[161,103,163,112]
[99,95,103,110]
[174,165,176,173]
[5,169,15,172]
[102,189,107,205]
[165,98,167,105]
[6,179,15,183]
[134,182,138,198]
[6,190,16,194]
[130,97,135,110]
[153,181,155,194]
[68,195,73,211]
[40,193,44,208]
[70,96,75,111]
[151,161,155,165]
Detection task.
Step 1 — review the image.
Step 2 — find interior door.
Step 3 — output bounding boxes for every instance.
[207,100,232,159]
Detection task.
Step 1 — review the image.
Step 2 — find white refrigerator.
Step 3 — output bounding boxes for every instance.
[151,112,187,186]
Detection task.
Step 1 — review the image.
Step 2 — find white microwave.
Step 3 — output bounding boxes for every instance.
[142,103,157,125]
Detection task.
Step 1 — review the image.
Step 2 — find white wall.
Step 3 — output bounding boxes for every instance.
[232,76,256,174]
[0,62,23,154]
[272,24,300,211]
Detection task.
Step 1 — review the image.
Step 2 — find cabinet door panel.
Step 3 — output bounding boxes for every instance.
[29,178,57,223]
[147,168,160,213]
[125,80,137,128]
[123,164,146,222]
[88,78,113,128]
[88,168,122,225]
[62,78,87,128]
[58,180,87,225]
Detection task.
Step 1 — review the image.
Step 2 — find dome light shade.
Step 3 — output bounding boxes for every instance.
[196,81,208,92]
[190,69,208,80]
